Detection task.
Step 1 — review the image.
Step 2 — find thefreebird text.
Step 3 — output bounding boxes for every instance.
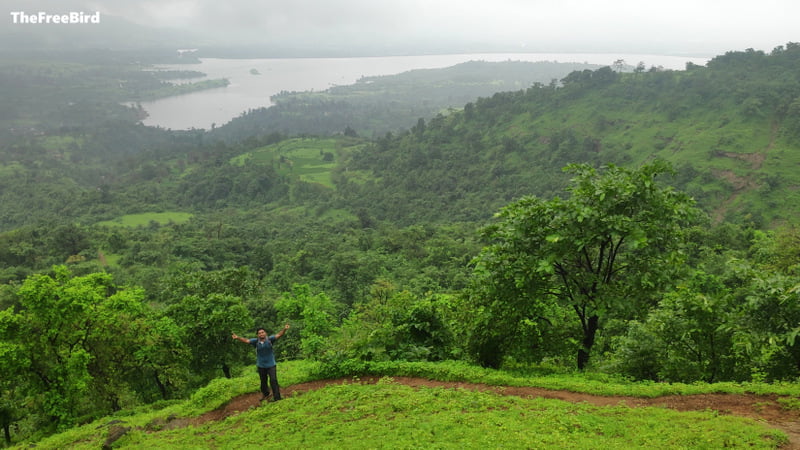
[9,11,101,24]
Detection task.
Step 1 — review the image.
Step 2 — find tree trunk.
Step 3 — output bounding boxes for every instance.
[577,315,599,370]
[222,363,231,379]
[0,407,11,445]
[109,394,121,412]
[153,371,168,400]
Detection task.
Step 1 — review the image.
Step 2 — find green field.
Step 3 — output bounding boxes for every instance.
[96,211,194,227]
[231,137,368,188]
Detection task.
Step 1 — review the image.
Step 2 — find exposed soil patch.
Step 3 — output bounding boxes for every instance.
[710,168,760,224]
[190,377,800,448]
[716,150,766,170]
[710,121,777,223]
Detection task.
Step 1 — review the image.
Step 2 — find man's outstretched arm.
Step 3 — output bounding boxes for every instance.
[275,324,290,339]
[231,333,249,343]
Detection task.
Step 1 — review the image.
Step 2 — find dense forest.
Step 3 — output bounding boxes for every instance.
[2,44,800,445]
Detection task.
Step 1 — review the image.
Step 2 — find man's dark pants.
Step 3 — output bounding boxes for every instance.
[258,366,281,400]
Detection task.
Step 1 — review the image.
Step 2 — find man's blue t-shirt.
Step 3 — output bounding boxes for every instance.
[249,336,277,368]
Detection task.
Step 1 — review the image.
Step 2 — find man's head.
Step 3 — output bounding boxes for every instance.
[256,328,267,340]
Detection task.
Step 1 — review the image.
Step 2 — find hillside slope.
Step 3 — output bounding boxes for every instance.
[189,377,800,449]
[329,44,800,226]
[28,374,796,449]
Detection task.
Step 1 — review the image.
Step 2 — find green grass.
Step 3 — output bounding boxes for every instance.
[0,161,26,178]
[349,360,800,397]
[115,382,783,449]
[38,135,85,152]
[95,211,193,227]
[231,137,368,188]
[99,251,122,266]
[23,360,794,449]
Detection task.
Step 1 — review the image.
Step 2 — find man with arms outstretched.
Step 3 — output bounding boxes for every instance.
[232,324,290,402]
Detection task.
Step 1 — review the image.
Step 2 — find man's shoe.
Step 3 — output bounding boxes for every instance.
[260,393,271,402]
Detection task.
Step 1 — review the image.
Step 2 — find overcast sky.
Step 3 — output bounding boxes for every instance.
[6,0,799,55]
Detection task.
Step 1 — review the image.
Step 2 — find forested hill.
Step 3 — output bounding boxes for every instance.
[329,44,800,226]
[208,59,603,140]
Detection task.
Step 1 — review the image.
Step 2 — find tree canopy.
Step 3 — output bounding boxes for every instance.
[470,160,702,369]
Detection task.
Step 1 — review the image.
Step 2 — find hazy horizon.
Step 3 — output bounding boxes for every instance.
[2,0,798,57]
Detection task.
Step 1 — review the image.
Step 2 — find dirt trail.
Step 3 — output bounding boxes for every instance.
[191,377,800,449]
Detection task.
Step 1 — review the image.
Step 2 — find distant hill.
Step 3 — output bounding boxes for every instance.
[210,59,604,140]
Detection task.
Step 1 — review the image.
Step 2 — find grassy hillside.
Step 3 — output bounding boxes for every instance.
[230,137,369,188]
[95,212,194,228]
[23,361,796,449]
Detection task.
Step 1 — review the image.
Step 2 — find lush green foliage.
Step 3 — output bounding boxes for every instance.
[608,242,800,383]
[274,283,337,358]
[95,212,194,228]
[1,266,258,440]
[0,267,172,434]
[469,161,702,369]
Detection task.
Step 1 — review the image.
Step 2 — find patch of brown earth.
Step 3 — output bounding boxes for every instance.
[717,151,766,170]
[710,168,760,224]
[710,121,777,223]
[190,377,800,449]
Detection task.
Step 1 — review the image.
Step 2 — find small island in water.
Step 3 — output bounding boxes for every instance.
[250,68,260,75]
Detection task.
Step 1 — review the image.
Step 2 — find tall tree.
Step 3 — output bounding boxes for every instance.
[166,293,253,379]
[0,266,157,432]
[470,161,700,369]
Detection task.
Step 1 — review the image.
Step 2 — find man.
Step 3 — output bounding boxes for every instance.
[232,324,290,402]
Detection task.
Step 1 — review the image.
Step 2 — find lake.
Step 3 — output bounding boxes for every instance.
[134,53,710,130]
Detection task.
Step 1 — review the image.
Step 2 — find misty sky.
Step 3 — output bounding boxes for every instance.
[6,0,799,55]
